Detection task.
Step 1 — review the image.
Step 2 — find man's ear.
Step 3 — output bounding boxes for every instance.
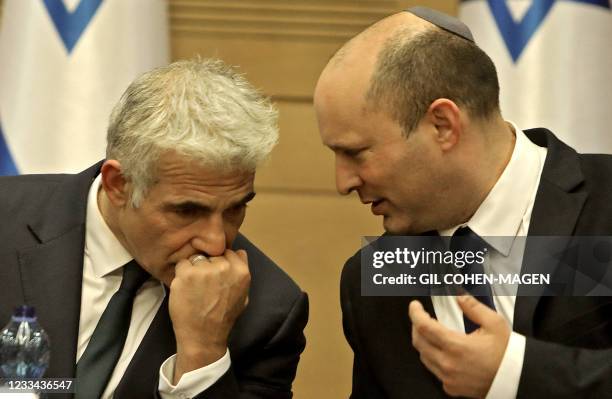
[424,98,462,151]
[100,160,130,207]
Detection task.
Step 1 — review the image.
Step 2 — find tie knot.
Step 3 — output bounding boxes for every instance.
[452,226,473,238]
[450,226,484,249]
[119,260,150,294]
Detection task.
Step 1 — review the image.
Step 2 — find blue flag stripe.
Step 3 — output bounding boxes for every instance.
[0,122,18,175]
[42,0,104,54]
[487,0,556,62]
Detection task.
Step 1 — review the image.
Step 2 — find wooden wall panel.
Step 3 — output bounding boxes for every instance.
[172,33,335,98]
[256,101,336,192]
[170,0,410,98]
[240,192,382,399]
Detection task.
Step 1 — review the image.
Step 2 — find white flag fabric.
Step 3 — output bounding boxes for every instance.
[0,0,169,175]
[460,0,612,153]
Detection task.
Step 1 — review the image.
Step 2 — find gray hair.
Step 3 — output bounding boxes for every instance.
[106,58,279,206]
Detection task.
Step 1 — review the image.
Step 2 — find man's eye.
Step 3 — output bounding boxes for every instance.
[224,204,247,217]
[229,204,247,213]
[174,206,200,216]
[344,148,365,157]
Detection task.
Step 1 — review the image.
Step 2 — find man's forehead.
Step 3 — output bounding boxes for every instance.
[325,135,367,151]
[156,152,251,180]
[153,176,255,210]
[154,168,254,190]
[319,115,376,150]
[148,153,254,198]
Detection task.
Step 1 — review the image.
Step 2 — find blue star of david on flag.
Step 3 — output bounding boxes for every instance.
[467,0,611,62]
[42,0,104,53]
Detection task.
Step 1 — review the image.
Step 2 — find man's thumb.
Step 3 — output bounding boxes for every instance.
[457,295,496,329]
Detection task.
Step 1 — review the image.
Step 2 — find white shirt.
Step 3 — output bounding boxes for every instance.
[78,175,231,399]
[435,124,547,399]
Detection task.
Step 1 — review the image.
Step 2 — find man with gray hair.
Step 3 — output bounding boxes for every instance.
[0,58,308,398]
[314,7,612,399]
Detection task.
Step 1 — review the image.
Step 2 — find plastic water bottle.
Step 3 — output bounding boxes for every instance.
[0,305,51,378]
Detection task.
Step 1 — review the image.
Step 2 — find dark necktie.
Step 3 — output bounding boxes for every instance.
[75,260,150,399]
[450,227,496,333]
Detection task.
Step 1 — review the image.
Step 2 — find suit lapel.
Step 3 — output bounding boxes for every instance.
[514,130,587,336]
[17,163,103,379]
[17,161,176,398]
[18,228,85,379]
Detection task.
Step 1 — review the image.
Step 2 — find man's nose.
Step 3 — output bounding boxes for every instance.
[335,156,362,195]
[191,214,227,257]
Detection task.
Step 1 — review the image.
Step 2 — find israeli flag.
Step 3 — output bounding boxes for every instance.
[460,0,612,153]
[0,0,169,175]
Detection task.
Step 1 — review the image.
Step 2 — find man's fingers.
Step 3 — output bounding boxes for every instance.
[174,259,193,274]
[409,300,459,349]
[235,249,248,263]
[227,250,251,307]
[206,250,247,266]
[418,347,445,381]
[223,249,248,266]
[409,300,439,345]
[412,322,448,383]
[189,254,210,265]
[408,300,429,323]
[457,295,496,329]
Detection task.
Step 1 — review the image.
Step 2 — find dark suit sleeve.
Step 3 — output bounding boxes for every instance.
[342,281,379,399]
[194,292,309,399]
[518,338,612,399]
[340,257,386,399]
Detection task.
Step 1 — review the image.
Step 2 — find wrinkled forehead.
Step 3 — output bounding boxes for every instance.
[151,151,253,187]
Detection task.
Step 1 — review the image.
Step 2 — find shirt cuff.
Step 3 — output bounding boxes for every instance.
[158,349,231,399]
[485,332,525,399]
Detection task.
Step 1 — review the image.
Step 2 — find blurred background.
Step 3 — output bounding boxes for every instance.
[0,1,610,398]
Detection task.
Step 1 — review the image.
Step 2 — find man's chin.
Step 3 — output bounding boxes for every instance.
[383,214,426,235]
[382,216,411,235]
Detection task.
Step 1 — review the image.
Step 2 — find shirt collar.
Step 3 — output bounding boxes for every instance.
[85,174,133,278]
[439,122,542,256]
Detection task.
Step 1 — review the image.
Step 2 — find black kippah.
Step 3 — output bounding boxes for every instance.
[406,6,474,42]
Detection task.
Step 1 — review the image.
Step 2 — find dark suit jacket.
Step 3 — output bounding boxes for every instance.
[341,129,612,398]
[0,163,308,399]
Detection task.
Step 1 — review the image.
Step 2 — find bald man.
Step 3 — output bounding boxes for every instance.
[314,7,612,399]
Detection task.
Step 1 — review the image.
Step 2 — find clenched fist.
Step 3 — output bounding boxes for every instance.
[169,249,251,383]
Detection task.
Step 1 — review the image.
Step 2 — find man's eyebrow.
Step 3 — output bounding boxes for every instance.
[164,191,255,212]
[165,201,212,212]
[164,192,256,212]
[229,191,256,208]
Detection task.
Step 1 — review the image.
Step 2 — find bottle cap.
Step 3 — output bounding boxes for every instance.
[13,305,36,318]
